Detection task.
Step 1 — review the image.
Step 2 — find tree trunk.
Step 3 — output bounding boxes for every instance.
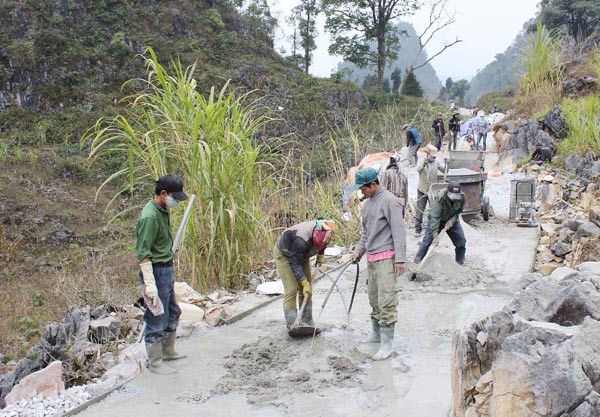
[377,34,386,92]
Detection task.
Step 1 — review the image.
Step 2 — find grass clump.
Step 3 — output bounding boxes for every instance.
[557,95,600,157]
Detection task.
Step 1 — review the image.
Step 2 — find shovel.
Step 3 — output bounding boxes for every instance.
[412,225,449,280]
[288,263,321,337]
[288,296,317,337]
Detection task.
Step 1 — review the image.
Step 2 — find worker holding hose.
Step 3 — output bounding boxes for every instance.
[275,219,336,335]
[350,168,406,361]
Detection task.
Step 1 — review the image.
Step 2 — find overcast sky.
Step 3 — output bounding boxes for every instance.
[269,0,540,81]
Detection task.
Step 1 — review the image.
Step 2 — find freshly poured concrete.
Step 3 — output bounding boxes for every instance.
[75,221,537,417]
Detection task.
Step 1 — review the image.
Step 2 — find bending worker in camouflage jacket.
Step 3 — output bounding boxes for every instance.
[275,219,336,335]
[414,181,466,265]
[351,167,406,361]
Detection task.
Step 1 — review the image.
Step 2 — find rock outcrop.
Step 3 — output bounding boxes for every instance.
[452,268,600,417]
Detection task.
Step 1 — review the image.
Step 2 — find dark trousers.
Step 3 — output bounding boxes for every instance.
[477,133,486,151]
[434,134,443,150]
[450,131,458,150]
[415,190,429,233]
[414,217,466,263]
[139,264,182,343]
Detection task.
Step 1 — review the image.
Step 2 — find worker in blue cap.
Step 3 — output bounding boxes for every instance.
[350,167,406,361]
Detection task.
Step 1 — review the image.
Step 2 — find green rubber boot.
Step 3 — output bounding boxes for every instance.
[284,309,297,330]
[162,331,186,361]
[373,324,394,361]
[361,318,381,343]
[146,341,177,374]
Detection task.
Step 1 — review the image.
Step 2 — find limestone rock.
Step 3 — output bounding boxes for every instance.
[204,305,231,327]
[89,317,122,342]
[538,263,559,276]
[179,302,205,323]
[578,262,600,276]
[5,361,64,406]
[174,281,205,305]
[550,266,578,281]
[575,221,600,240]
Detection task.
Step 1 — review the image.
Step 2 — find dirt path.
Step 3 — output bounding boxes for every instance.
[74,221,537,417]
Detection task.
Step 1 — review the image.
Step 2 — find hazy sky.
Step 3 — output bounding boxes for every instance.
[269,0,540,81]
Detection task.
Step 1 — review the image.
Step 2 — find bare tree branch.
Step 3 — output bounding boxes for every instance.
[402,0,462,83]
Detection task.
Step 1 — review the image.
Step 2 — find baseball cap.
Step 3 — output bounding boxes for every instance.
[447,181,462,200]
[156,174,188,201]
[402,124,409,130]
[351,168,378,192]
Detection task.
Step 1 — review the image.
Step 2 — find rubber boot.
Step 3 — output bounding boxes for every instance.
[284,309,297,330]
[361,318,381,343]
[162,331,186,361]
[373,324,395,361]
[146,341,177,374]
[301,301,315,326]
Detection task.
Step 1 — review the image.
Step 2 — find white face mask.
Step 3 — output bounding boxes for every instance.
[166,195,180,209]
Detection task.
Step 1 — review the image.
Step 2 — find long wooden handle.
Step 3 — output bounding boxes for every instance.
[294,297,308,327]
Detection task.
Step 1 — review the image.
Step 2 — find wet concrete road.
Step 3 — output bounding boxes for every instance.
[75,222,537,417]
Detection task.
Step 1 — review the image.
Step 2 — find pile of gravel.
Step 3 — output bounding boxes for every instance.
[0,385,91,417]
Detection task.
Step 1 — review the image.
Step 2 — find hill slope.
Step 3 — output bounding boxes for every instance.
[466,20,535,104]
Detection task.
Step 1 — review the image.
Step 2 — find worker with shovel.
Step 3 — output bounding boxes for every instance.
[136,174,188,375]
[350,168,406,361]
[414,181,466,266]
[275,219,336,336]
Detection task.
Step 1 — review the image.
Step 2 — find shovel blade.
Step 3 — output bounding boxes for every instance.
[288,325,320,337]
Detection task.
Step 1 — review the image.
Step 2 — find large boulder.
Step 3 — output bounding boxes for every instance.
[452,272,600,417]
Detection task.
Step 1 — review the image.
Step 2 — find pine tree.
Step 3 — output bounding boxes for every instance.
[400,70,423,97]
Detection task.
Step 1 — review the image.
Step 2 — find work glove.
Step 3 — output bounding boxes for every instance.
[301,279,312,298]
[445,219,455,229]
[140,262,160,308]
[351,251,361,264]
[316,254,325,266]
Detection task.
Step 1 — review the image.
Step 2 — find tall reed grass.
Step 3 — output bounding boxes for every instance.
[517,23,564,115]
[83,48,277,290]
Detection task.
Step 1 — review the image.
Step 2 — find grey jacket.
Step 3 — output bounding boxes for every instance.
[476,117,489,134]
[416,157,444,194]
[356,187,406,263]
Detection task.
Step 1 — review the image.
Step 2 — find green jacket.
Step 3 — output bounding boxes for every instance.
[429,189,465,238]
[136,200,173,263]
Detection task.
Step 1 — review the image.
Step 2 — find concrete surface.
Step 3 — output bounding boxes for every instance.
[73,223,538,417]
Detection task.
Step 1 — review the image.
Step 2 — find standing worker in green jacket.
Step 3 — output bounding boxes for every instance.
[414,181,466,265]
[136,174,188,375]
[275,219,336,335]
[350,168,406,361]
